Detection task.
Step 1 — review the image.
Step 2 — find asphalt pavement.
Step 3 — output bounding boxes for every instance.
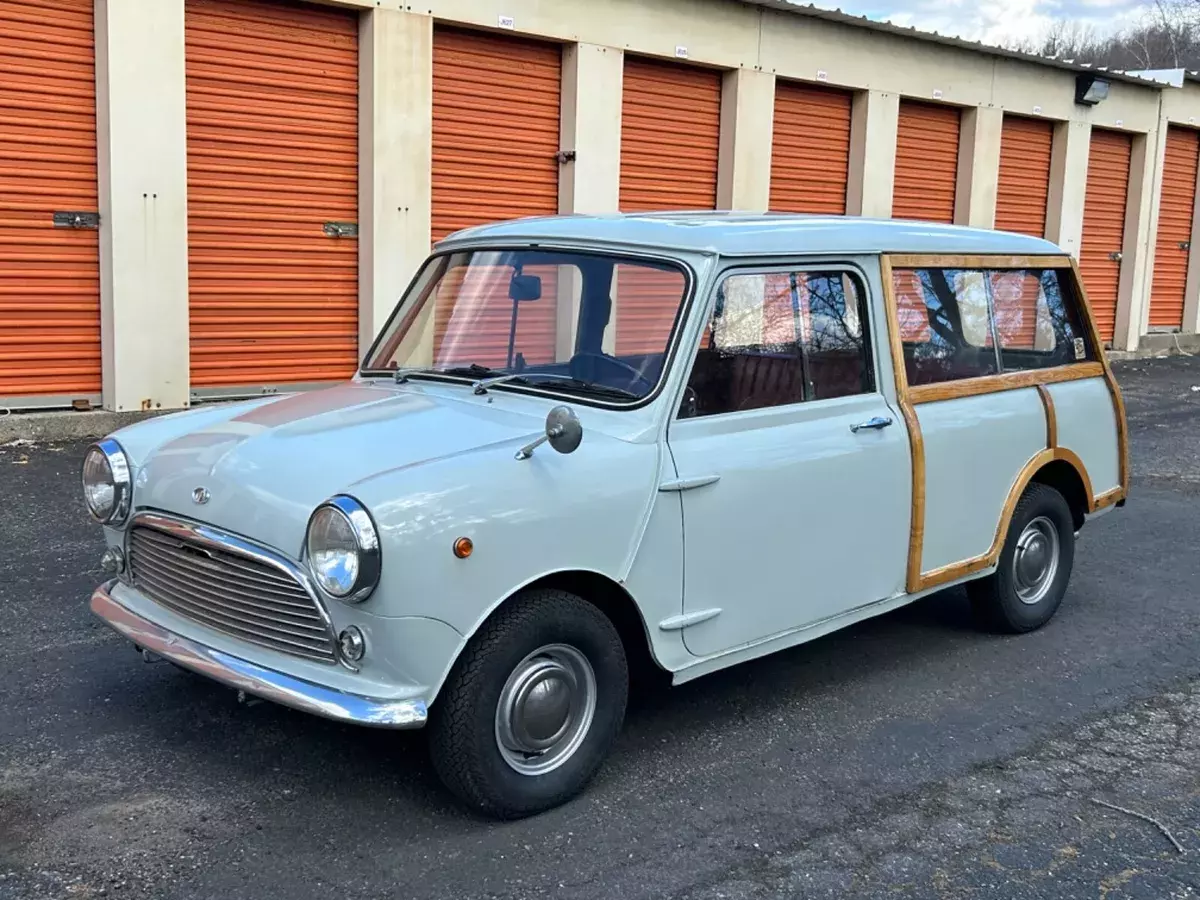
[2,356,1200,900]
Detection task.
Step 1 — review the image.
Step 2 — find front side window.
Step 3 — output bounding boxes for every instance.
[894,265,1093,386]
[363,249,689,403]
[681,268,874,418]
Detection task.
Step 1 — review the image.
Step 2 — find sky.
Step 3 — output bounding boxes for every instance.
[813,0,1150,45]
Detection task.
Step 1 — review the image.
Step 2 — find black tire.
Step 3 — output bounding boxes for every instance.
[968,482,1076,634]
[428,589,628,819]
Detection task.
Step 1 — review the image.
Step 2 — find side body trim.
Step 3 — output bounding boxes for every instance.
[879,253,1128,595]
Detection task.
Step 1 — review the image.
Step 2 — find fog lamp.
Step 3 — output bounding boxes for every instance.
[338,627,366,663]
[100,546,125,575]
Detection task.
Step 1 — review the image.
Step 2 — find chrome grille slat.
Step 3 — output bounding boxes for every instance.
[132,571,333,653]
[131,540,323,616]
[129,559,329,637]
[135,528,301,590]
[128,525,337,664]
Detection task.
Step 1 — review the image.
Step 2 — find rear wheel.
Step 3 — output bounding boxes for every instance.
[428,589,628,819]
[968,482,1075,634]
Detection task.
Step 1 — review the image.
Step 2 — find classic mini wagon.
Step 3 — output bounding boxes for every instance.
[84,212,1128,818]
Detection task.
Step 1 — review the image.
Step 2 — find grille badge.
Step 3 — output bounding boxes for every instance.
[192,486,211,505]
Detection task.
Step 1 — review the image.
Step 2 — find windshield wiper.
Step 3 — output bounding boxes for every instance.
[473,372,641,401]
[535,378,643,401]
[390,363,502,385]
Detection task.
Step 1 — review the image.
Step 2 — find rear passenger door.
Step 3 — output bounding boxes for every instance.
[666,264,912,659]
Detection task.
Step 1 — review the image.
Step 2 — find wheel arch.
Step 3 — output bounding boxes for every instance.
[427,569,666,707]
[1033,452,1093,531]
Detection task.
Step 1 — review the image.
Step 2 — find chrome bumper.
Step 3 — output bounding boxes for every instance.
[89,581,428,729]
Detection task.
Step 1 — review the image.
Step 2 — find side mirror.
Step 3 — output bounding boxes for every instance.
[509,274,542,302]
[515,405,583,460]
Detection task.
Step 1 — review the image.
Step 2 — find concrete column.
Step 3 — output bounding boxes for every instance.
[847,90,899,218]
[94,0,189,412]
[716,68,775,211]
[1045,120,1091,258]
[1138,108,1169,337]
[559,43,623,356]
[358,9,433,358]
[954,107,1003,229]
[1114,129,1161,351]
[559,43,622,215]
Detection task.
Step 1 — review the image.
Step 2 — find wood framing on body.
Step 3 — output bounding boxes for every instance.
[878,253,1131,595]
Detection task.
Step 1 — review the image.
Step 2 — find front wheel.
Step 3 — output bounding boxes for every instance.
[968,482,1076,634]
[428,589,628,819]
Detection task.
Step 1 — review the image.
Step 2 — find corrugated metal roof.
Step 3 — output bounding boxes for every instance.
[743,0,1166,88]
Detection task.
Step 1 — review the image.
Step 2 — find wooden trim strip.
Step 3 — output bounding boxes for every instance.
[915,447,1097,592]
[917,449,1056,589]
[879,255,927,594]
[1068,257,1130,502]
[885,254,1074,270]
[880,254,1125,597]
[907,362,1105,405]
[1036,384,1057,449]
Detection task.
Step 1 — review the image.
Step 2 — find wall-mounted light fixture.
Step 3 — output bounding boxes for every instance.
[1075,74,1111,106]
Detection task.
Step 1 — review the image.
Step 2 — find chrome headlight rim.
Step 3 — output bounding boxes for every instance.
[305,494,381,604]
[81,438,132,526]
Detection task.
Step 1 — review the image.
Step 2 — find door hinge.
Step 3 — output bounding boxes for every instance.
[323,221,358,238]
[658,609,722,631]
[658,474,720,492]
[53,211,100,229]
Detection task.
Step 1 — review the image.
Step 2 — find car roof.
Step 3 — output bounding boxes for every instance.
[437,211,1066,258]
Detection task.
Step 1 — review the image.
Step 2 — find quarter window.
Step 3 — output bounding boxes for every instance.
[893,266,1094,386]
[681,269,873,418]
[990,270,1094,370]
[894,268,998,385]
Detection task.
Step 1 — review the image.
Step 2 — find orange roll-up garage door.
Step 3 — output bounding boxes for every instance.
[619,56,720,355]
[0,0,101,406]
[430,27,561,367]
[769,81,852,214]
[185,0,359,393]
[1080,128,1132,344]
[893,100,960,223]
[995,115,1053,237]
[1149,125,1199,330]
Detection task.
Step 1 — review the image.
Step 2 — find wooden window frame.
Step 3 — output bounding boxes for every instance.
[879,252,1130,594]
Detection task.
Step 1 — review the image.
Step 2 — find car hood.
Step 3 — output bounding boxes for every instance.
[123,381,549,557]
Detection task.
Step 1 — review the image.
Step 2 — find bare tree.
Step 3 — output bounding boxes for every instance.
[1008,0,1200,71]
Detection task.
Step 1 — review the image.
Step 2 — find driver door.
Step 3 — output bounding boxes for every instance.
[666,263,912,659]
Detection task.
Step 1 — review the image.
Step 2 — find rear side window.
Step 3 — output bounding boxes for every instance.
[893,265,1094,386]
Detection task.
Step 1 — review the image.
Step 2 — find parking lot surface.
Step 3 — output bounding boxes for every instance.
[3,355,1200,900]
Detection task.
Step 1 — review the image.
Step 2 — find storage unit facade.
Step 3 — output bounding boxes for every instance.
[4,0,1199,413]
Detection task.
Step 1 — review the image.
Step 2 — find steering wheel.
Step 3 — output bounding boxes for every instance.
[569,352,655,395]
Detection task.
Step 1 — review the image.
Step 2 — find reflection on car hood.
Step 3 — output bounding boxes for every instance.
[124,381,546,557]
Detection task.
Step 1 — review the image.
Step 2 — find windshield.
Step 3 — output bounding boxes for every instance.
[362,248,690,402]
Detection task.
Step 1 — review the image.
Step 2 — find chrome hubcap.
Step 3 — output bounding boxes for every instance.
[1012,516,1060,605]
[495,644,596,776]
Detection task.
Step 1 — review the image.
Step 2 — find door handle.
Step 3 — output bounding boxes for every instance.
[850,416,893,433]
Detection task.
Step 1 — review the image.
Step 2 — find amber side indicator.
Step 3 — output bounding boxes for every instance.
[453,537,474,559]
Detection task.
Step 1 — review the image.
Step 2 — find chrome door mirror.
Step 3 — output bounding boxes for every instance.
[515,405,583,460]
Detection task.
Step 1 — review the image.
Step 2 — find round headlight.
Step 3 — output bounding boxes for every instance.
[81,439,131,525]
[305,496,381,603]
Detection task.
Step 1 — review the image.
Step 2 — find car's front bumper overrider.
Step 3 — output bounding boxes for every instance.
[90,580,428,729]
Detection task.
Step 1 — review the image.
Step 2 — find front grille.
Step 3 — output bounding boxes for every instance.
[128,525,337,664]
